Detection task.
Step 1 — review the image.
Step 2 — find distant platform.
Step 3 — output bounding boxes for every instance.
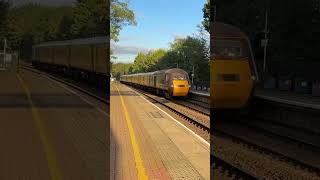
[190,90,209,97]
[255,88,320,110]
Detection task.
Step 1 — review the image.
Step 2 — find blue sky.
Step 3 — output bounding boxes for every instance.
[111,0,207,63]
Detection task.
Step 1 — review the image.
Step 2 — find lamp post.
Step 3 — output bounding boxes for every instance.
[3,38,6,58]
[213,5,216,22]
[3,38,6,69]
[191,65,195,85]
[262,0,270,75]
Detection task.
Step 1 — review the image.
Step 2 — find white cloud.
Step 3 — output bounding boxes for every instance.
[111,41,150,55]
[118,35,144,42]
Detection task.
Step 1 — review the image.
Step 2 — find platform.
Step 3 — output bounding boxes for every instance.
[190,90,209,97]
[193,85,320,110]
[0,69,107,179]
[255,88,320,110]
[110,83,210,180]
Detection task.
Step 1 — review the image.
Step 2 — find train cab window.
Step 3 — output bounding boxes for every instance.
[173,74,187,80]
[212,39,249,60]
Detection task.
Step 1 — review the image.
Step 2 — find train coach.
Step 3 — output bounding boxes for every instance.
[210,22,259,114]
[32,36,109,87]
[120,68,190,98]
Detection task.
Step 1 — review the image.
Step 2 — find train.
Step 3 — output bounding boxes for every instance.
[32,36,109,87]
[120,68,190,98]
[210,22,258,114]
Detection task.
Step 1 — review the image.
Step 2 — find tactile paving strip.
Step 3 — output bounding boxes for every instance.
[134,99,204,180]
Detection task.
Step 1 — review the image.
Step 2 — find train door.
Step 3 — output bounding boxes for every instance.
[154,76,157,88]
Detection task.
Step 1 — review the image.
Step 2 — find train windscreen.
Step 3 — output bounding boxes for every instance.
[212,39,249,60]
[172,74,188,80]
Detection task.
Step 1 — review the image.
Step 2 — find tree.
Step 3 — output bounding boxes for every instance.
[111,0,136,41]
[112,62,133,80]
[202,0,210,32]
[127,34,210,85]
[58,14,74,40]
[161,36,210,85]
[132,52,147,72]
[213,0,316,77]
[0,0,10,40]
[6,4,73,58]
[71,0,108,37]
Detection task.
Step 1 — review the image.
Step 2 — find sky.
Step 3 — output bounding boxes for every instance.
[112,0,207,63]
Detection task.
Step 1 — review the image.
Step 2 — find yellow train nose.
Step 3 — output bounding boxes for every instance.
[172,80,189,96]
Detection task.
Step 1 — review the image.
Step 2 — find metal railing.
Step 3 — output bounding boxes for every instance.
[191,84,210,92]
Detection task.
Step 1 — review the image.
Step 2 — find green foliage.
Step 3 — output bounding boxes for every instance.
[214,0,316,65]
[202,0,210,32]
[132,49,167,73]
[58,14,74,40]
[157,36,210,85]
[111,0,136,41]
[112,62,133,80]
[0,0,10,43]
[6,4,73,58]
[71,0,108,37]
[112,34,210,86]
[4,0,117,59]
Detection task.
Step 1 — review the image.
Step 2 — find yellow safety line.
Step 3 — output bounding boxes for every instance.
[114,84,148,180]
[17,74,63,180]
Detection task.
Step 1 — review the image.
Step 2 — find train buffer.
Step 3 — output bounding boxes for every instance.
[110,82,210,180]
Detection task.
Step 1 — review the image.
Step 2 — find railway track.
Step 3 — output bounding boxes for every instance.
[211,155,257,180]
[187,95,209,104]
[186,98,209,108]
[21,65,109,105]
[213,118,320,177]
[129,86,210,131]
[173,99,210,116]
[238,117,320,150]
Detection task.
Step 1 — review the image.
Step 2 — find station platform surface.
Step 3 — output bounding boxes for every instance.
[190,86,320,110]
[189,90,209,97]
[0,69,107,179]
[110,82,210,180]
[255,88,320,109]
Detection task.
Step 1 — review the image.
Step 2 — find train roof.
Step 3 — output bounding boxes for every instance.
[121,68,188,77]
[154,68,187,74]
[211,22,247,39]
[121,72,153,77]
[33,36,108,47]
